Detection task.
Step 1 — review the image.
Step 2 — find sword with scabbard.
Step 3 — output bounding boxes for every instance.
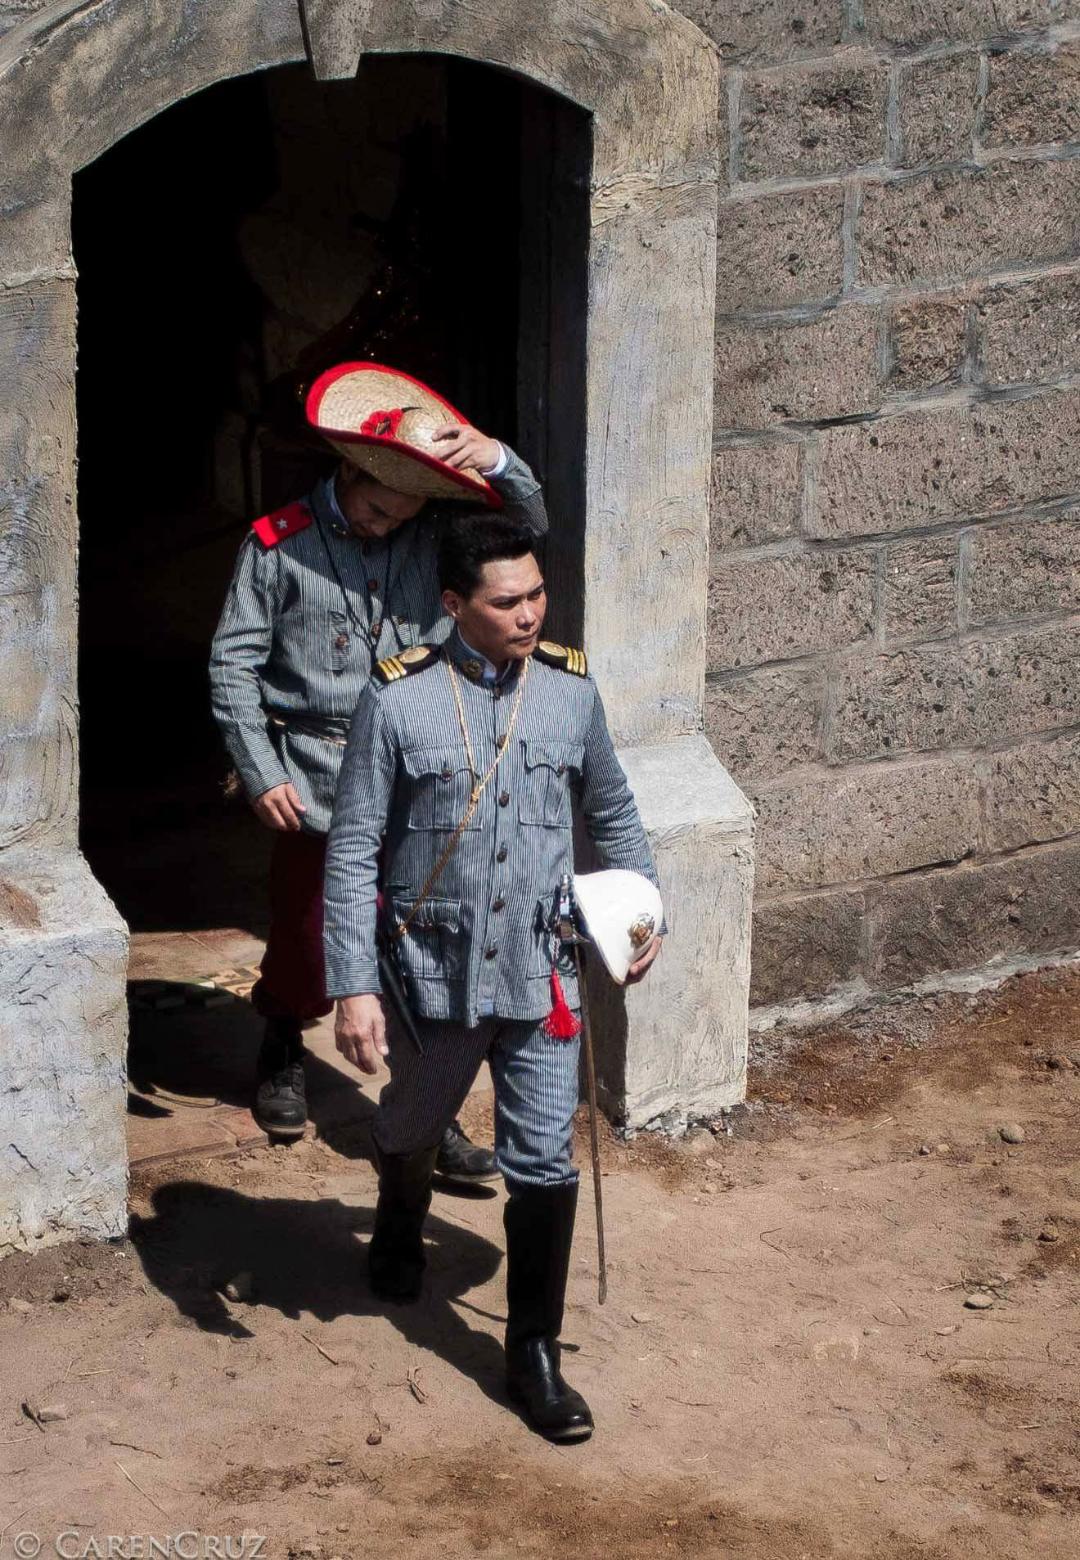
[375,896,425,1057]
[555,872,607,1306]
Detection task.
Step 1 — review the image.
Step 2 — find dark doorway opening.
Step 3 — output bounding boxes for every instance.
[74,56,588,942]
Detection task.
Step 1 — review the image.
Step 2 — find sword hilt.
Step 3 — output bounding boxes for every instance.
[555,871,589,945]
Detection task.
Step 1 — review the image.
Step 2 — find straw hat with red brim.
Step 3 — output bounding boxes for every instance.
[305,362,503,509]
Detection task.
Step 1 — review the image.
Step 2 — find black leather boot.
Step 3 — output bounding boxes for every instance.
[504,1180,594,1443]
[252,1019,307,1138]
[435,1119,499,1185]
[368,1143,440,1304]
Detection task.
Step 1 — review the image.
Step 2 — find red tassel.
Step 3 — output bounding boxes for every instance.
[543,969,581,1040]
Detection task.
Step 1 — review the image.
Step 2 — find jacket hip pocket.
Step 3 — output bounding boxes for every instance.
[389,895,464,982]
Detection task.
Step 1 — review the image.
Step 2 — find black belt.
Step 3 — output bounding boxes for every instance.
[266,710,350,747]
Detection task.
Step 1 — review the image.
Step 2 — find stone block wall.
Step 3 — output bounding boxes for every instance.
[678,0,1080,1014]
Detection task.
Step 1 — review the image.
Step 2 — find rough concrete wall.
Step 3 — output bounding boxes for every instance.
[0,280,78,849]
[0,848,128,1257]
[673,0,1080,1016]
[0,2,49,41]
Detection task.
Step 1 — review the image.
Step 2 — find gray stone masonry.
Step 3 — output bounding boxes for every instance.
[968,510,1080,621]
[881,537,960,644]
[716,185,846,313]
[812,392,1080,538]
[978,271,1080,383]
[715,306,882,430]
[869,837,1080,988]
[753,752,982,894]
[983,38,1080,147]
[858,162,1080,290]
[749,886,865,1007]
[707,546,876,669]
[858,2,1080,49]
[737,51,889,182]
[886,296,970,391]
[712,442,804,546]
[705,664,825,782]
[896,53,980,168]
[676,0,844,62]
[827,620,1080,761]
[695,0,1080,1019]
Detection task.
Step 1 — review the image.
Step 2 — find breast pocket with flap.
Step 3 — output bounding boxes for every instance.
[401,745,479,832]
[518,739,582,827]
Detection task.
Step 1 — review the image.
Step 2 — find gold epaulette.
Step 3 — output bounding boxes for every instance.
[534,640,588,676]
[373,644,441,685]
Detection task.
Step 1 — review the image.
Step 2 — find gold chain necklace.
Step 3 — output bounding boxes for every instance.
[445,653,530,803]
[393,655,530,939]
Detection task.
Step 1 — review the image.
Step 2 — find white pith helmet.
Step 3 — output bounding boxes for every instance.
[573,870,663,985]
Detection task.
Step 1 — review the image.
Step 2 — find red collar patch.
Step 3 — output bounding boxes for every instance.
[251,501,314,548]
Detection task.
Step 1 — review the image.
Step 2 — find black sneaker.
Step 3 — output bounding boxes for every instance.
[252,1024,307,1139]
[434,1119,499,1184]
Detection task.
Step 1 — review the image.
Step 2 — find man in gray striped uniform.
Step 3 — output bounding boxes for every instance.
[210,363,547,1172]
[324,515,662,1443]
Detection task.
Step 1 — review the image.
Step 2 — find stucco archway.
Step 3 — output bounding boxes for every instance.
[0,0,752,1253]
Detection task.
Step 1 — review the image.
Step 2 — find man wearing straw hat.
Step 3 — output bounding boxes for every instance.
[323,513,662,1442]
[210,363,547,1169]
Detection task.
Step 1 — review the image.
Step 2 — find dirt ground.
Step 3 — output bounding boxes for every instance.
[2,964,1079,1560]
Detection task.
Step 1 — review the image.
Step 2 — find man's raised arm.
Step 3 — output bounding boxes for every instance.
[432,424,548,540]
[487,445,548,539]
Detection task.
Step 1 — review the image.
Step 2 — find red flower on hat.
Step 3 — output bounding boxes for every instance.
[360,407,408,439]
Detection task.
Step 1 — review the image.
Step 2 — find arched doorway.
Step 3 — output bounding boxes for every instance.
[0,0,748,1255]
[73,55,564,933]
[71,53,589,1152]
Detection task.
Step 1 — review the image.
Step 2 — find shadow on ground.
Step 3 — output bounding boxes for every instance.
[126,984,369,1136]
[130,1179,508,1407]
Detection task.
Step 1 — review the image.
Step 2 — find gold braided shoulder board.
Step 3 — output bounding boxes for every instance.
[534,640,588,676]
[373,644,441,685]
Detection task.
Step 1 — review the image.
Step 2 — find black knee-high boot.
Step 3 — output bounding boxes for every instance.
[504,1180,594,1442]
[368,1143,440,1304]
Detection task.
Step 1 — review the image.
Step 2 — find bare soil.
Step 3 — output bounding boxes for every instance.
[2,965,1079,1558]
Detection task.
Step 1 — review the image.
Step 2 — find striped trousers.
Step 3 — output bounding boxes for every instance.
[374,1017,581,1189]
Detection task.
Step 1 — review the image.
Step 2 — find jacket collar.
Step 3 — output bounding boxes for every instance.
[447,627,517,686]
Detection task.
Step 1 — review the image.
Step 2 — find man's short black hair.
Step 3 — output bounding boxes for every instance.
[437,514,537,598]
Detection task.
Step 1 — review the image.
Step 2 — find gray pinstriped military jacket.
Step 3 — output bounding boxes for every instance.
[323,632,660,1026]
[208,451,547,834]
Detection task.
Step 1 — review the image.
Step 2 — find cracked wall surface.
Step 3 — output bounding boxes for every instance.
[0,848,128,1256]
